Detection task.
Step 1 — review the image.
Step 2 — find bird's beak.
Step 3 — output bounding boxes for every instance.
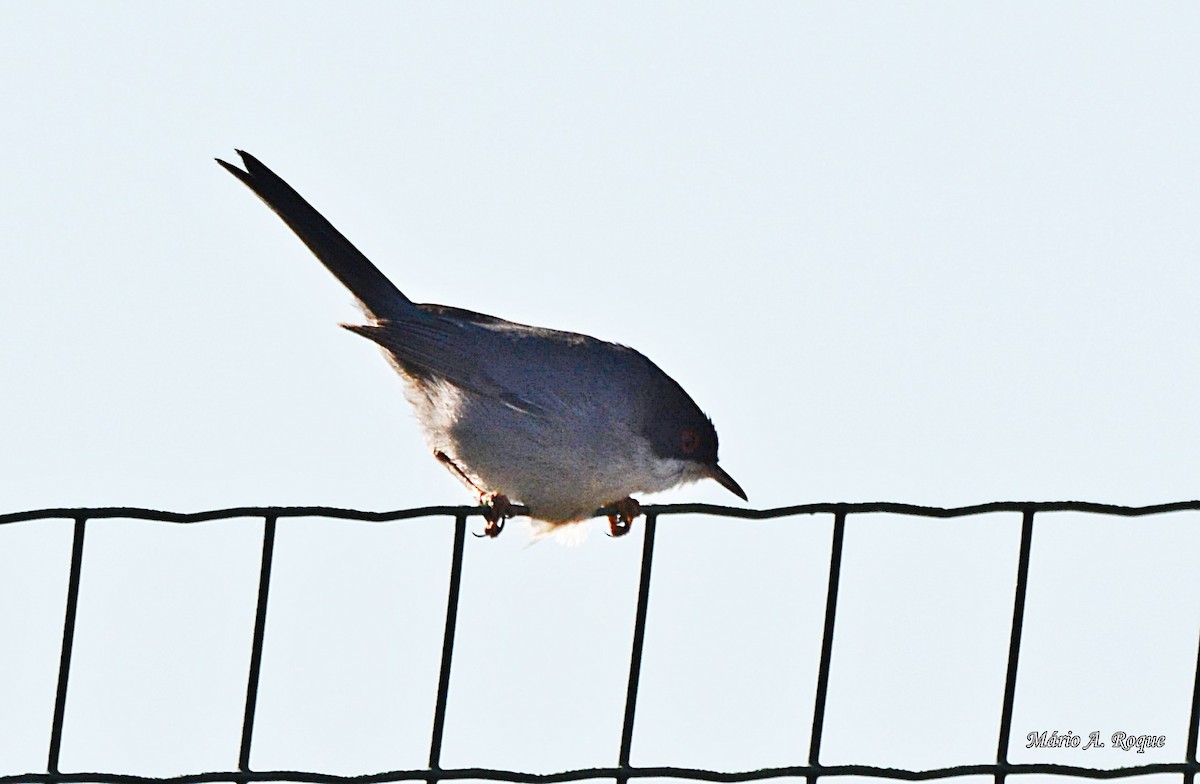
[707,464,748,501]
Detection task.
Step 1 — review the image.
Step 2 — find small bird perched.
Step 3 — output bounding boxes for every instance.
[217,151,746,538]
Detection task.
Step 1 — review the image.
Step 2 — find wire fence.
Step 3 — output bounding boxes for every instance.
[0,501,1198,784]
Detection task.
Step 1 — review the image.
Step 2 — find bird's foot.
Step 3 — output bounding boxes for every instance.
[607,497,641,537]
[478,493,513,538]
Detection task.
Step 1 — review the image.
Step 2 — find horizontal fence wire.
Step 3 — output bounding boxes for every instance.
[1,502,1198,784]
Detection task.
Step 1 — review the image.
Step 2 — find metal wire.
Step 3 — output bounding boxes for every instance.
[618,512,659,784]
[428,513,468,775]
[45,516,86,777]
[808,511,846,783]
[239,515,277,775]
[1,501,1198,784]
[995,510,1035,784]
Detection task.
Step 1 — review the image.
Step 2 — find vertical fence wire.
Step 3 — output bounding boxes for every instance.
[617,512,659,783]
[1186,629,1200,784]
[428,513,468,776]
[238,514,278,775]
[46,516,87,776]
[995,510,1036,784]
[808,511,847,779]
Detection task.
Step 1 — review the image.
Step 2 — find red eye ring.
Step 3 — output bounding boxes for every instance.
[680,428,701,454]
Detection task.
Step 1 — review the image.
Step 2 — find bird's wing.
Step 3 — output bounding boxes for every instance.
[344,316,555,416]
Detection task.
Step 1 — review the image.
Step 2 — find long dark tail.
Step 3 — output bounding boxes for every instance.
[217,150,412,320]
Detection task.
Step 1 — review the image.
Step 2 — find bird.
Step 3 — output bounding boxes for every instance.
[217,150,746,539]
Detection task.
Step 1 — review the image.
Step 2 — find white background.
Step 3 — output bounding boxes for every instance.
[0,3,1197,781]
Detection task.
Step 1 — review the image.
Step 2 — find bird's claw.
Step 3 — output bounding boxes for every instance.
[476,493,513,538]
[606,497,641,537]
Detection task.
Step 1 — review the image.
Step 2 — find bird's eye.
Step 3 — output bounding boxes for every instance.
[680,428,701,454]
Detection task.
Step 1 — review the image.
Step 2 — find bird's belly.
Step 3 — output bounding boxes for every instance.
[424,389,679,523]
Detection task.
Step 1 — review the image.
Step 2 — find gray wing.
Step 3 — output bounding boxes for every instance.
[345,316,555,416]
[347,307,647,419]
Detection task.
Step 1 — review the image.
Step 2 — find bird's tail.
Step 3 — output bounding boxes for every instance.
[217,150,413,320]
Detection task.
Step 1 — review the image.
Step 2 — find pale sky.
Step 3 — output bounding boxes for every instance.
[1,2,1198,780]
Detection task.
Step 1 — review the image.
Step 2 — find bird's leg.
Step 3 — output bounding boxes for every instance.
[480,493,513,538]
[607,496,641,537]
[436,450,509,538]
